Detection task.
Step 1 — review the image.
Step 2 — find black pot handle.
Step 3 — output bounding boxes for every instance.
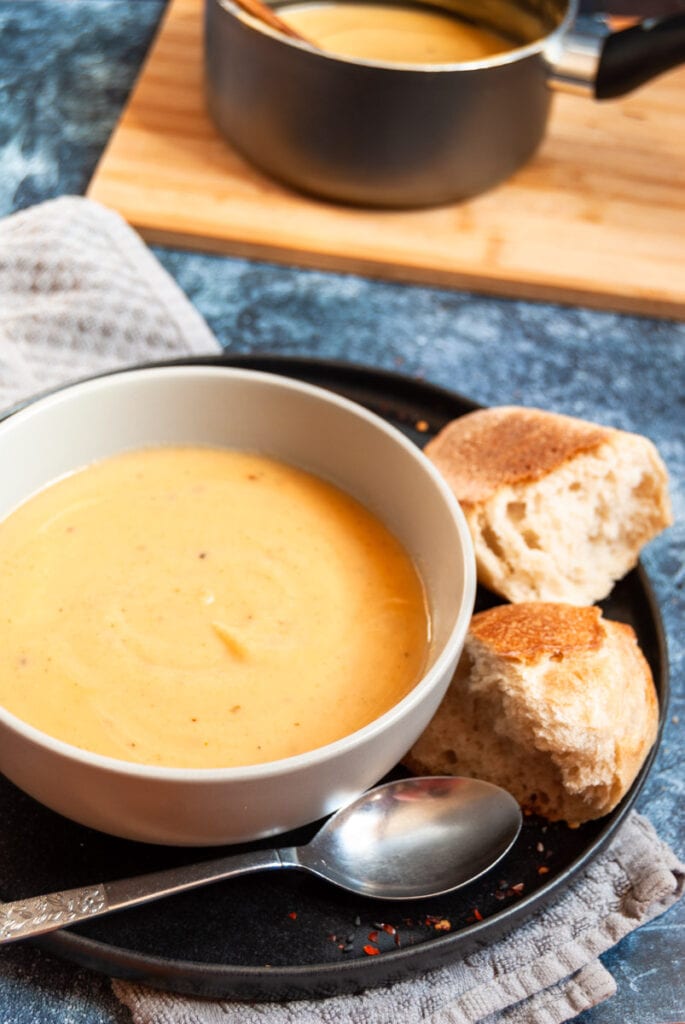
[596,13,685,98]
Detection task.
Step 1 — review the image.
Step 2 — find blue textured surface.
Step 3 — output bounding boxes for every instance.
[0,1,683,1021]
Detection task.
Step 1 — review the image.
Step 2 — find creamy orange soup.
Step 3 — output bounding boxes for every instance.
[280,2,512,64]
[0,447,429,768]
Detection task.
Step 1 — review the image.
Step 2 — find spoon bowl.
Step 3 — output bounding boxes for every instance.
[0,776,521,944]
[290,775,522,900]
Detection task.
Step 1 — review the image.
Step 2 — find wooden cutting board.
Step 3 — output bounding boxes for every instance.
[87,0,685,318]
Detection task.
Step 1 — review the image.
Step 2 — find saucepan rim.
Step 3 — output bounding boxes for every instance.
[212,0,579,74]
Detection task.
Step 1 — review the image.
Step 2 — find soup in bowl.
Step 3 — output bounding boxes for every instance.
[0,365,475,845]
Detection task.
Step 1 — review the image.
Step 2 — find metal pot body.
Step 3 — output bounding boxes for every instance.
[205,0,557,207]
[205,0,685,207]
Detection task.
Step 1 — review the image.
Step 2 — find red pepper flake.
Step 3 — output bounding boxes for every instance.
[472,908,483,922]
[537,865,550,875]
[368,930,379,942]
[510,882,525,894]
[381,923,396,936]
[287,911,297,920]
[363,944,380,956]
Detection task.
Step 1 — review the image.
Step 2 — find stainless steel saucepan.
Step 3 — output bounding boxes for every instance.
[205,0,685,207]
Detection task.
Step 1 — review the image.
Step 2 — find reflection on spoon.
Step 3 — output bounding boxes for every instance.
[0,776,521,944]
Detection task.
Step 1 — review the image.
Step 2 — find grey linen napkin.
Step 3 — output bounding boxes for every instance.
[1,197,683,1024]
[0,195,219,408]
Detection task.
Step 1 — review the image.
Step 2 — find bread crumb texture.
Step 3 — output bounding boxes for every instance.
[404,602,659,826]
[426,406,672,605]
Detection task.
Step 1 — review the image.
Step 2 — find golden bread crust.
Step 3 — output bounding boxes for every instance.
[469,602,604,662]
[425,406,611,505]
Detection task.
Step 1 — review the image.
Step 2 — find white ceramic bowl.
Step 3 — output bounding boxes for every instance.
[0,365,475,845]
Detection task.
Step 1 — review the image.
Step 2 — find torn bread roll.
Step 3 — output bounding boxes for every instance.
[403,603,659,826]
[425,406,671,604]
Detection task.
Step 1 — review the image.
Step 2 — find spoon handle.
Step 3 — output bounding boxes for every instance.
[0,848,285,944]
[230,0,310,41]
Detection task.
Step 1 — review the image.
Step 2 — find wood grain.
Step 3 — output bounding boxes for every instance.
[87,0,685,318]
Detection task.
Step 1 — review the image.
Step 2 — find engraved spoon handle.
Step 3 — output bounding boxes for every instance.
[0,848,287,944]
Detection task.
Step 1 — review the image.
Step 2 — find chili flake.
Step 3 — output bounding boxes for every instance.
[287,911,297,920]
[363,944,380,956]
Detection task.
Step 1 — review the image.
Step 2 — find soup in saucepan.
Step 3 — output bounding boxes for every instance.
[280,2,513,64]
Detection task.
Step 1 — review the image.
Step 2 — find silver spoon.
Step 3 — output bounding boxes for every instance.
[0,776,521,944]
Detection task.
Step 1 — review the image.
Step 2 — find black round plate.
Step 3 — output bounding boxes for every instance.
[0,355,668,1001]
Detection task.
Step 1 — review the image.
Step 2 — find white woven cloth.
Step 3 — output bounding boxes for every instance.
[0,195,219,409]
[1,196,683,1024]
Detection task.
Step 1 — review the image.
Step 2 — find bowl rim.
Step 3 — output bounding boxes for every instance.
[0,363,477,783]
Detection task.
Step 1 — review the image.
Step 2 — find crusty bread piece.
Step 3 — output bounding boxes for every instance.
[403,603,659,825]
[425,406,671,604]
